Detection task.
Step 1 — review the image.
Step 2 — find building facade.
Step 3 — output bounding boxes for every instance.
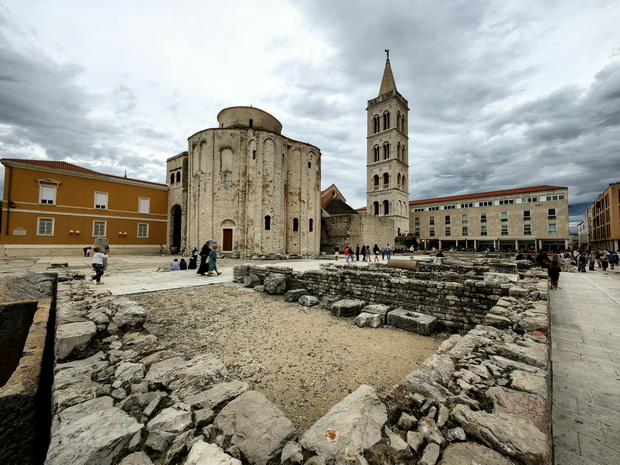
[408,185,570,252]
[0,159,168,256]
[366,57,409,236]
[173,106,322,257]
[585,182,620,251]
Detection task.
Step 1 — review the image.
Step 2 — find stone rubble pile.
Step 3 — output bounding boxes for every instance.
[44,261,551,464]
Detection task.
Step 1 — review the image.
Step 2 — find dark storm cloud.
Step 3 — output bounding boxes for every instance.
[0,10,169,190]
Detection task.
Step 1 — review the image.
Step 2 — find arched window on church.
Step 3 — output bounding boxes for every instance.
[397,142,401,161]
[373,146,380,162]
[373,115,380,134]
[293,218,299,232]
[383,143,390,159]
[309,218,313,232]
[373,201,379,215]
[220,148,233,172]
[176,171,181,183]
[402,175,406,189]
[264,215,271,231]
[383,200,390,215]
[383,173,389,188]
[397,173,401,187]
[249,119,253,128]
[373,175,380,190]
[397,111,401,131]
[383,112,390,130]
[252,150,256,160]
[170,173,175,184]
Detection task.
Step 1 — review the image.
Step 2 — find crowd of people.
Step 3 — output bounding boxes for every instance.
[334,244,395,263]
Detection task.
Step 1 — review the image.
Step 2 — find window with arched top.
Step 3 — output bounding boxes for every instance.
[309,218,313,232]
[383,200,390,215]
[264,215,271,231]
[383,173,389,187]
[220,148,233,172]
[293,218,299,232]
[252,150,256,160]
[402,175,407,189]
[176,171,181,183]
[383,112,390,130]
[383,143,390,159]
[397,173,401,186]
[373,175,379,190]
[249,119,253,128]
[373,115,380,134]
[373,146,380,162]
[170,173,175,184]
[373,201,379,215]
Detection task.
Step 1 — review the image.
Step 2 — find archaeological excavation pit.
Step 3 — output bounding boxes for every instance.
[131,283,446,434]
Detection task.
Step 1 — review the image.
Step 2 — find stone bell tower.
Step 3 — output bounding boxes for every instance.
[366,52,410,235]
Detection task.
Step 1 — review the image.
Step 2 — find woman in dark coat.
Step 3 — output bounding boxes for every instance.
[548,259,561,289]
[197,241,211,275]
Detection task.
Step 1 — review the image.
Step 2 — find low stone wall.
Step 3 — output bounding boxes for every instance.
[40,262,552,465]
[0,298,55,464]
[232,263,541,331]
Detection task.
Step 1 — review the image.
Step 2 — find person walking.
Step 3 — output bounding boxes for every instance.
[548,259,561,289]
[373,244,380,262]
[91,247,108,284]
[207,245,222,276]
[409,245,415,260]
[334,246,339,261]
[361,245,367,262]
[356,245,360,261]
[197,241,211,275]
[607,250,618,270]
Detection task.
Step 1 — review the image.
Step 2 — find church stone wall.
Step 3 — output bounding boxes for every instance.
[321,215,398,252]
[184,108,321,257]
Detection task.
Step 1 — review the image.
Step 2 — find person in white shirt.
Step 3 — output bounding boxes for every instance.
[91,247,108,284]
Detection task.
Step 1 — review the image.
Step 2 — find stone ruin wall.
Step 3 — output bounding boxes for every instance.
[233,263,513,331]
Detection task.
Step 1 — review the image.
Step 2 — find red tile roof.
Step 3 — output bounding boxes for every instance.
[355,185,567,211]
[2,158,167,187]
[407,185,567,206]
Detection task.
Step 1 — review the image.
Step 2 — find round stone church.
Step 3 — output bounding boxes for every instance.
[167,106,322,257]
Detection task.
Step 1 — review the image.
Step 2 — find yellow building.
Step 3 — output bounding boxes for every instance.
[408,185,570,252]
[1,159,168,256]
[587,181,620,251]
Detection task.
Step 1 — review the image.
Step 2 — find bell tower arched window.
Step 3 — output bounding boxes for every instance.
[383,200,390,215]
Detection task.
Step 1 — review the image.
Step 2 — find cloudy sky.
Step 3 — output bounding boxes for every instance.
[1,0,619,231]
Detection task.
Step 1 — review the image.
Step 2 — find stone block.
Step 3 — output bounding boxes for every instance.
[284,289,308,302]
[387,308,437,335]
[354,312,383,328]
[361,304,392,323]
[299,295,319,307]
[331,299,366,317]
[55,321,97,360]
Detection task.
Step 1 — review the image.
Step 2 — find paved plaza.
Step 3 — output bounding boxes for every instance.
[1,253,619,463]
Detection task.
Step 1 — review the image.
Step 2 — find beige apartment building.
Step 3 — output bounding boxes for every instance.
[585,181,620,251]
[408,185,570,252]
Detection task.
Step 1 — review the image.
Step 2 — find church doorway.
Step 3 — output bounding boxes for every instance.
[223,229,233,251]
[171,205,182,252]
[220,219,236,252]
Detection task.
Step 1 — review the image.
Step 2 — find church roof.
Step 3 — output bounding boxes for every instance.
[378,58,397,96]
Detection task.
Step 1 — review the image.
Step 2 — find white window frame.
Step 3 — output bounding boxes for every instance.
[480,225,487,236]
[462,226,468,236]
[461,214,468,224]
[548,208,556,220]
[95,192,108,209]
[93,221,106,237]
[480,212,487,223]
[524,224,532,235]
[501,225,508,235]
[501,211,508,222]
[138,197,150,214]
[39,185,57,205]
[137,223,149,238]
[548,223,557,235]
[523,210,531,221]
[37,217,54,236]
